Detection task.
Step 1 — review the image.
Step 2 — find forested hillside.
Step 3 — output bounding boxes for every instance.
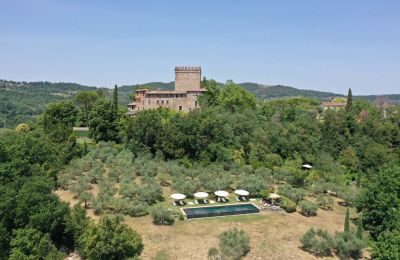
[1,79,399,128]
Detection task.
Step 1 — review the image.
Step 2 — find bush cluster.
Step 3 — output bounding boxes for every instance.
[300,228,334,256]
[299,200,319,216]
[151,205,175,225]
[279,196,297,213]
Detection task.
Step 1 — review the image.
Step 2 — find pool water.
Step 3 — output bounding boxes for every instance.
[182,203,260,219]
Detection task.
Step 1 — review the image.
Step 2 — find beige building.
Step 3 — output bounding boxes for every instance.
[320,101,347,111]
[126,66,206,115]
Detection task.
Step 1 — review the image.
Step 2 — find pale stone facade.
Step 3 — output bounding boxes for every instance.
[175,66,201,91]
[126,67,206,115]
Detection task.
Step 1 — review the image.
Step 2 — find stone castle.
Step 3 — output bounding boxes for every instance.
[126,66,206,115]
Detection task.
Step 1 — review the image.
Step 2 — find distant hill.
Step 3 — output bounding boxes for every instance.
[238,83,340,100]
[1,79,399,128]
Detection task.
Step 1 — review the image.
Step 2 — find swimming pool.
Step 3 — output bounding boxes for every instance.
[182,203,260,219]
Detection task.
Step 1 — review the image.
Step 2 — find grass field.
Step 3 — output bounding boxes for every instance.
[56,187,357,259]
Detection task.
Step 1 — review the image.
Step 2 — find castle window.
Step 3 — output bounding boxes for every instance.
[195,101,198,107]
[179,106,182,111]
[166,100,169,105]
[157,100,159,105]
[161,100,164,105]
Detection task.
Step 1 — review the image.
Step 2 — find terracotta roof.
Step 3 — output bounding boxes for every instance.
[139,89,206,95]
[321,102,347,107]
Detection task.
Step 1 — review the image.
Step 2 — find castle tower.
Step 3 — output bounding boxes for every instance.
[175,66,201,91]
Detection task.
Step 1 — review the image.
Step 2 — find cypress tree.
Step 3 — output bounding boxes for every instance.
[346,88,353,112]
[113,84,118,111]
[82,140,88,156]
[356,216,363,239]
[344,207,350,233]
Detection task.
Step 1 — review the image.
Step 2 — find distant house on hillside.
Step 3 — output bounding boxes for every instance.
[320,97,347,111]
[126,67,206,116]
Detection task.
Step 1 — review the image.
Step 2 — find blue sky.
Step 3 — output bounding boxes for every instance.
[1,0,399,94]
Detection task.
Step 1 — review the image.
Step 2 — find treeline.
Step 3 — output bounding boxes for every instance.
[1,79,400,258]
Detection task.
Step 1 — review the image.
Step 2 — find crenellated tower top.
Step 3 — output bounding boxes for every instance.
[175,66,201,91]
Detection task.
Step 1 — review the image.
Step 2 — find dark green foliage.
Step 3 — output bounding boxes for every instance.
[218,227,250,260]
[344,208,350,233]
[300,228,334,256]
[64,205,89,249]
[372,231,400,260]
[75,91,100,126]
[0,222,11,259]
[89,99,120,142]
[151,205,175,225]
[113,84,118,111]
[346,88,353,112]
[42,101,77,142]
[9,228,64,260]
[78,216,143,260]
[356,164,400,238]
[217,80,256,112]
[356,217,363,239]
[299,200,319,216]
[199,79,220,107]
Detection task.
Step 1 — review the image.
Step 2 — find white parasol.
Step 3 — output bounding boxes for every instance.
[234,189,250,196]
[214,190,229,197]
[194,192,209,199]
[170,193,186,200]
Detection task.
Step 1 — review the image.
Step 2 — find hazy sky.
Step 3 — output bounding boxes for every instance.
[1,0,399,94]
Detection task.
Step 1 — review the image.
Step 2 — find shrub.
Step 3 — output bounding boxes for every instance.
[334,231,366,260]
[316,194,334,210]
[151,205,175,225]
[219,227,250,259]
[208,247,220,260]
[299,200,319,216]
[279,185,307,203]
[300,227,334,256]
[125,202,148,217]
[279,196,297,213]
